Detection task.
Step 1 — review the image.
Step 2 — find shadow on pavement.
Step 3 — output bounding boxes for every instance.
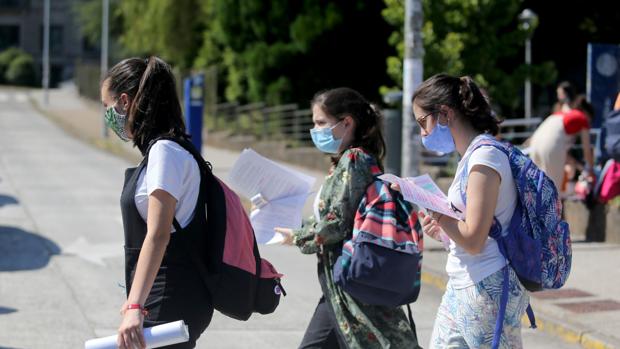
[0,194,18,208]
[0,306,16,315]
[0,226,60,271]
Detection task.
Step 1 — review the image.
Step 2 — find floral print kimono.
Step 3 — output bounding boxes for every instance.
[293,148,419,349]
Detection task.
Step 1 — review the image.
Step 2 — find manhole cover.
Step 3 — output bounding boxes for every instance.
[531,288,594,300]
[557,300,620,313]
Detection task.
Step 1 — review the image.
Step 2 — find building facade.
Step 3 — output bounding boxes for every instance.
[0,0,96,86]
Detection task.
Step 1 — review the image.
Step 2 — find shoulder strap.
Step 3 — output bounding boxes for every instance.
[458,137,510,206]
[458,137,507,234]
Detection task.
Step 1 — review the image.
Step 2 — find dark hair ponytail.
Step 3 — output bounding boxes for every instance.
[103,56,187,155]
[311,87,386,169]
[412,74,500,135]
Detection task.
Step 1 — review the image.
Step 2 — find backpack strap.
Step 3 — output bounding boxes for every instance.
[405,304,420,347]
[491,267,510,349]
[526,304,537,329]
[457,136,506,235]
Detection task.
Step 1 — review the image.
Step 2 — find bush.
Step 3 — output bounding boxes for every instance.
[0,47,24,84]
[5,52,36,86]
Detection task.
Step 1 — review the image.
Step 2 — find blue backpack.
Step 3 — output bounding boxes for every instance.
[458,135,572,349]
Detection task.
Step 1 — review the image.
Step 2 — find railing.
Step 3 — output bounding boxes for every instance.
[210,104,553,162]
[498,117,542,143]
[210,102,314,147]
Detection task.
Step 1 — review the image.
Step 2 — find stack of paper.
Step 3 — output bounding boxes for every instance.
[85,320,189,349]
[379,173,463,220]
[228,149,316,244]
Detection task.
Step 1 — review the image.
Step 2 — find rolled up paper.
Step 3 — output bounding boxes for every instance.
[85,320,189,349]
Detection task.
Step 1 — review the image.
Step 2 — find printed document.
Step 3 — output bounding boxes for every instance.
[85,320,189,349]
[379,173,463,220]
[228,149,316,244]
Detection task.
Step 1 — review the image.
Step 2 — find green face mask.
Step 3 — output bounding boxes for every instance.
[104,104,130,141]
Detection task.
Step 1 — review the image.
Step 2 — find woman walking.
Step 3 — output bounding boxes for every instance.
[275,88,419,349]
[101,56,212,349]
[411,74,529,348]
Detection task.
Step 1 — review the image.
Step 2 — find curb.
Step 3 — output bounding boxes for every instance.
[420,270,618,349]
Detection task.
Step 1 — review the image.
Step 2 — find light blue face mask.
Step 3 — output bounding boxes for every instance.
[421,118,455,154]
[310,122,343,154]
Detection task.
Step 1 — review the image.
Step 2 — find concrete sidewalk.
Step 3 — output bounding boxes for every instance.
[2,84,617,348]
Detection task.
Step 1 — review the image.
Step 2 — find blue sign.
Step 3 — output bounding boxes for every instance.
[587,43,620,128]
[184,74,205,151]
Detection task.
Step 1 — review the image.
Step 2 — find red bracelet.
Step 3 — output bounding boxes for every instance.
[126,303,148,316]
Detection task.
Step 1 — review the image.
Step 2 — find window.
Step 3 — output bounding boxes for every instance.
[39,25,63,54]
[0,25,20,50]
[0,0,23,9]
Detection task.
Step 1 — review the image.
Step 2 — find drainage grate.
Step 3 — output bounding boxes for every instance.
[556,300,620,313]
[531,288,594,300]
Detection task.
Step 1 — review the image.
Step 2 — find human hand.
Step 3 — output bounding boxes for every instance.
[418,210,445,242]
[274,227,294,245]
[390,183,401,192]
[117,306,146,349]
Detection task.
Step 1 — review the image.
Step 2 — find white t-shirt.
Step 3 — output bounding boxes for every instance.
[445,135,516,289]
[134,140,200,232]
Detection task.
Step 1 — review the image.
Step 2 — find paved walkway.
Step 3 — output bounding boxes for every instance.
[0,84,616,348]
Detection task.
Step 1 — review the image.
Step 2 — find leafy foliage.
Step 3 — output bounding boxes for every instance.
[0,47,36,86]
[382,0,557,116]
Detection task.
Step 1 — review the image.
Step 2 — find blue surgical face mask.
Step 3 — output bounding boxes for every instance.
[310,122,343,154]
[421,117,455,154]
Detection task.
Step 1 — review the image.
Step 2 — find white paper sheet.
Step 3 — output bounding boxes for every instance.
[228,149,316,244]
[379,173,463,220]
[85,320,189,349]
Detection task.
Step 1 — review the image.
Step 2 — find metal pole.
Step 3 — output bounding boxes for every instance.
[101,0,109,138]
[42,0,50,105]
[525,37,532,119]
[401,0,423,177]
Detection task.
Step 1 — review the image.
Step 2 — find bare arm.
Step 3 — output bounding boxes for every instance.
[436,165,501,255]
[117,189,176,349]
[580,129,594,170]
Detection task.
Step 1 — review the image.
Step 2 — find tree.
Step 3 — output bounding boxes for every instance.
[117,0,205,70]
[5,50,36,86]
[195,0,394,105]
[382,0,557,117]
[74,1,395,106]
[0,47,23,84]
[73,0,126,62]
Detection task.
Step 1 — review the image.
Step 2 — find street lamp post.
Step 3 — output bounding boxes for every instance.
[519,9,538,120]
[101,0,109,138]
[401,0,423,177]
[42,0,50,106]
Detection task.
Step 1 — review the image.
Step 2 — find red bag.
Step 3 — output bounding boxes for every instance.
[599,160,620,203]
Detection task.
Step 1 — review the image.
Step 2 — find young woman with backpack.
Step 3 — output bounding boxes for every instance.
[411,74,530,348]
[101,57,213,349]
[275,88,420,349]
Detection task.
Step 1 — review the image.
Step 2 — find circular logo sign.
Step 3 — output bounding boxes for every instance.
[596,53,618,77]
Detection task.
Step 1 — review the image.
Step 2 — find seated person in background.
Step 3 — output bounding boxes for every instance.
[528,95,595,194]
